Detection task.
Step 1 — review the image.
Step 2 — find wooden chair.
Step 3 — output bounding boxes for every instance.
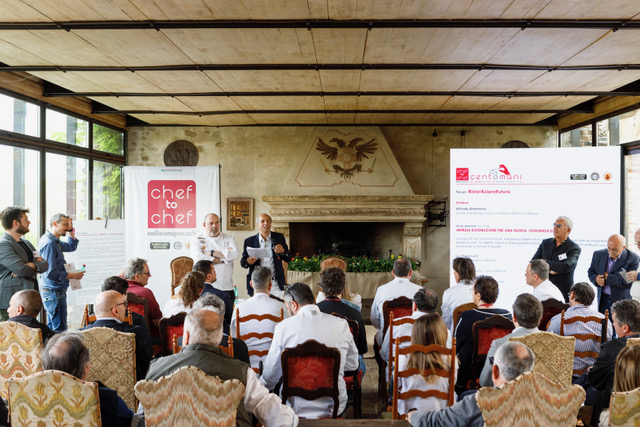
[609,387,640,426]
[476,371,585,427]
[8,370,101,426]
[235,308,284,374]
[330,313,362,418]
[127,292,150,327]
[81,326,137,411]
[387,311,416,382]
[135,365,245,427]
[82,304,133,327]
[471,315,515,386]
[510,332,576,386]
[452,302,477,331]
[559,309,609,376]
[540,298,569,330]
[159,312,187,357]
[281,340,341,419]
[0,321,43,399]
[392,337,457,419]
[172,334,233,358]
[170,256,194,297]
[320,256,348,272]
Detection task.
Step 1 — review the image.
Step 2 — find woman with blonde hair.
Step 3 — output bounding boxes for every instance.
[599,345,640,426]
[163,271,205,317]
[396,313,456,415]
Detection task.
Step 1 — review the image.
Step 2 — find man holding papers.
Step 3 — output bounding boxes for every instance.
[240,213,291,298]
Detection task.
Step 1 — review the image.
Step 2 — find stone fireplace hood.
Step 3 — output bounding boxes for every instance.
[263,195,432,260]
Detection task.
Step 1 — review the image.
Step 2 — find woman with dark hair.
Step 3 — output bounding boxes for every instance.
[441,258,476,330]
[453,276,512,393]
[163,271,205,317]
[396,313,457,415]
[599,345,640,426]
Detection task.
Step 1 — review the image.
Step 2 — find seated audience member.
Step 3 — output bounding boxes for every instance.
[382,288,450,365]
[7,290,54,343]
[81,290,153,380]
[371,258,423,348]
[479,293,542,386]
[598,345,640,427]
[587,299,640,421]
[408,341,535,427]
[525,259,565,302]
[123,258,162,332]
[163,271,205,317]
[42,331,133,427]
[193,259,233,326]
[316,268,367,362]
[397,313,457,415]
[441,257,476,330]
[230,266,287,371]
[316,273,362,311]
[145,307,297,427]
[193,294,250,364]
[102,276,149,332]
[547,282,612,375]
[454,276,512,391]
[262,283,359,419]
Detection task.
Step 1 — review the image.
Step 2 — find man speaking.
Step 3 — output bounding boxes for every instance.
[532,216,581,302]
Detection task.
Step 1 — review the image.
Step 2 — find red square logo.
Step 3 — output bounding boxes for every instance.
[456,168,469,181]
[147,180,196,228]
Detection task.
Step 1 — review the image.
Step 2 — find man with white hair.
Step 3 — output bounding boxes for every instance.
[532,216,581,302]
[240,213,291,298]
[145,307,297,427]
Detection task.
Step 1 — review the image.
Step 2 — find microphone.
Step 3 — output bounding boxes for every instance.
[273,244,280,260]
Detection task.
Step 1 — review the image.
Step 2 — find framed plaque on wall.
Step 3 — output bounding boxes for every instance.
[227,198,253,230]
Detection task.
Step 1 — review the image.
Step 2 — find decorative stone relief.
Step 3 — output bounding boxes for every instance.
[163,140,198,166]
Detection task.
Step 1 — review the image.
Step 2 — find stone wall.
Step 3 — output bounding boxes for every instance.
[128,125,557,301]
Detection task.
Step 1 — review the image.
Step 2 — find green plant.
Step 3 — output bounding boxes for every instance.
[288,254,420,273]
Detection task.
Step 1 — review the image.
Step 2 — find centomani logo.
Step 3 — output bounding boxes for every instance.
[466,164,522,183]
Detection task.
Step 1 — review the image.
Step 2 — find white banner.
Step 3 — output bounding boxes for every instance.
[450,147,621,309]
[124,166,220,308]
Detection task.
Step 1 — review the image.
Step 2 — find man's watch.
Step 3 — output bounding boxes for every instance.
[210,250,215,257]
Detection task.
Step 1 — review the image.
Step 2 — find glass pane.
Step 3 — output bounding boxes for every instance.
[45,153,89,221]
[560,125,592,147]
[0,144,41,244]
[597,119,614,146]
[45,109,88,147]
[0,93,40,137]
[625,153,640,239]
[93,161,122,219]
[599,109,640,146]
[93,124,124,156]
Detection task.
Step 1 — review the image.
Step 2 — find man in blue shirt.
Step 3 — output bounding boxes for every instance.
[38,213,84,332]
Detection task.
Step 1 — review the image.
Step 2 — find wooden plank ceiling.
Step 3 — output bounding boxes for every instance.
[1,0,640,126]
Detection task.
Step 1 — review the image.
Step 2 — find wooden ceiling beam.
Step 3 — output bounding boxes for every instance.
[1,19,639,31]
[93,108,591,115]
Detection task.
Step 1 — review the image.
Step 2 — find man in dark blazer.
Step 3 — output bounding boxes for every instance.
[0,207,48,321]
[240,213,291,297]
[532,215,581,302]
[588,234,640,315]
[81,290,153,380]
[7,290,55,343]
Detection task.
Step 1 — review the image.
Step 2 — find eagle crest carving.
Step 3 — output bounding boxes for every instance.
[315,137,378,180]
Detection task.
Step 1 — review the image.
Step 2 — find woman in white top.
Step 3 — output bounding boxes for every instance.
[397,313,457,415]
[163,271,205,317]
[441,257,476,330]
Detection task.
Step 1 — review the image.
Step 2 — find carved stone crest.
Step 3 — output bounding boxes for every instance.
[164,140,198,166]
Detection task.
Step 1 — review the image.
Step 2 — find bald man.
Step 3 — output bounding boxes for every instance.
[588,234,640,315]
[8,290,54,343]
[81,290,153,379]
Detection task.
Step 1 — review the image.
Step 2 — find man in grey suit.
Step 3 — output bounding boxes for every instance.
[478,293,542,387]
[0,207,48,321]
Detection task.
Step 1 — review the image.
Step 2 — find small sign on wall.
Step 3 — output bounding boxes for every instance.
[227,198,253,230]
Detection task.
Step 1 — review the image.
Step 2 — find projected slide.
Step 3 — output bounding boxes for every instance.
[450,146,621,309]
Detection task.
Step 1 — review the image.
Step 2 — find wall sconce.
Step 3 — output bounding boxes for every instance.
[426,199,448,227]
[432,129,438,138]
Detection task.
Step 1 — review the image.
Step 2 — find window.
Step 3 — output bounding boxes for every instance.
[560,124,592,147]
[93,161,122,219]
[46,109,89,148]
[45,153,89,221]
[94,124,125,156]
[597,110,640,146]
[0,93,39,137]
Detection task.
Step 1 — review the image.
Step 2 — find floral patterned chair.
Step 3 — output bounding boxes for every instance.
[8,370,101,426]
[135,365,245,427]
[0,321,43,399]
[510,332,575,386]
[476,371,585,427]
[80,327,137,411]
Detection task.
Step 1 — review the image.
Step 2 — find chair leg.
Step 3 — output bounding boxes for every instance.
[374,341,388,404]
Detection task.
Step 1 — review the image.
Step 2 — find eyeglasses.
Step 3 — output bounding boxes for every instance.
[553,223,565,229]
[141,271,151,276]
[285,289,296,303]
[111,301,128,310]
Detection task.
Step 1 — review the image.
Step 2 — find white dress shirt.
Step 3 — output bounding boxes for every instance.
[261,304,359,419]
[531,279,565,302]
[190,231,238,291]
[396,353,456,415]
[162,297,192,318]
[441,280,474,330]
[370,277,423,345]
[231,292,288,370]
[243,367,299,426]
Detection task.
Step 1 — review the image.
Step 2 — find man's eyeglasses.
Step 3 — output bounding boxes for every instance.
[553,223,565,229]
[141,271,151,276]
[285,289,296,303]
[112,301,128,310]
